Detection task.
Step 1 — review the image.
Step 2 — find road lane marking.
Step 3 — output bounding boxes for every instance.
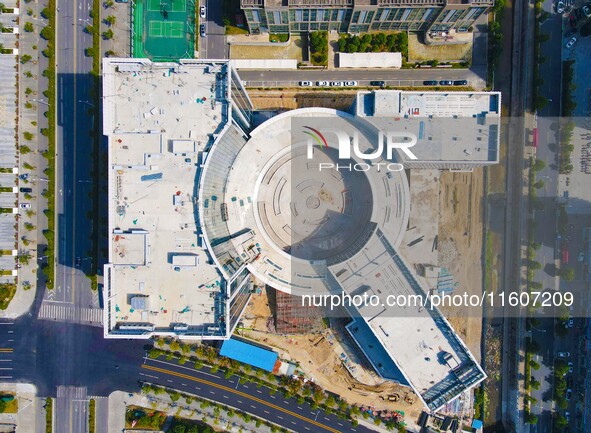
[141,364,340,433]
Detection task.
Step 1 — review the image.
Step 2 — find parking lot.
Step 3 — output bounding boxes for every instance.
[0,3,19,300]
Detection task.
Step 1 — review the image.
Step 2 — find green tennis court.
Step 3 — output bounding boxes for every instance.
[149,20,185,38]
[132,0,196,61]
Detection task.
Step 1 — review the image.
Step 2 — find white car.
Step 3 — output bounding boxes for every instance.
[345,81,358,87]
[200,6,206,19]
[578,252,585,262]
[19,203,31,209]
[568,361,574,373]
[566,318,574,328]
[317,81,330,87]
[299,81,313,87]
[558,351,571,358]
[557,1,565,13]
[584,4,591,16]
[566,36,577,48]
[330,81,344,87]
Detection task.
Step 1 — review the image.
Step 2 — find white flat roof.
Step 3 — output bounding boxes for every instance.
[104,59,230,334]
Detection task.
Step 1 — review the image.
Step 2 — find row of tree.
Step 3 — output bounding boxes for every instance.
[337,32,408,59]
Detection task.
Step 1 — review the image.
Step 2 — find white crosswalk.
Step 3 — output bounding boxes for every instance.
[38,302,103,325]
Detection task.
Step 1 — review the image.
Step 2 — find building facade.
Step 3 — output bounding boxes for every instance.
[240,0,491,35]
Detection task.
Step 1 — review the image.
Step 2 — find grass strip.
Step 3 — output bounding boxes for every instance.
[88,399,95,433]
[45,397,53,433]
[40,0,56,290]
[86,0,101,291]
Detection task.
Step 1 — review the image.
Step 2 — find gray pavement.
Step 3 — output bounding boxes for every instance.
[201,0,228,59]
[237,68,486,89]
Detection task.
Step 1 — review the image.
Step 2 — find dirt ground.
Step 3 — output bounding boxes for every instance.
[240,289,425,420]
[437,169,485,360]
[230,37,304,61]
[408,33,472,62]
[247,90,357,111]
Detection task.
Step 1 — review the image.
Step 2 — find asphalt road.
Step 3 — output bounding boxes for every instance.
[54,0,96,308]
[2,311,374,433]
[237,68,486,89]
[202,0,228,59]
[140,358,374,433]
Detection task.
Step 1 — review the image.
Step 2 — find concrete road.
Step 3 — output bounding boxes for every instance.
[202,0,228,59]
[237,68,486,89]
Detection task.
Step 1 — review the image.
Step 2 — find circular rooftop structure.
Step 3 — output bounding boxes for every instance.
[199,108,411,295]
[256,145,374,263]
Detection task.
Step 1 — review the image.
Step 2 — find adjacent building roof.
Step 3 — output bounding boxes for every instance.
[338,52,402,69]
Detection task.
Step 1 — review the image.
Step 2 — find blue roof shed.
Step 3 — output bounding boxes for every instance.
[472,419,483,430]
[220,338,278,372]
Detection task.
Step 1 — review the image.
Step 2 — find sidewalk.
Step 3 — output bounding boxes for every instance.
[0,383,38,432]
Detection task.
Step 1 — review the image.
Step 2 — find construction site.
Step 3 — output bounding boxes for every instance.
[231,87,487,422]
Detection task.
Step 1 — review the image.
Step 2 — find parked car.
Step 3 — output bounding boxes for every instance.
[19,203,31,209]
[453,80,468,86]
[330,81,345,87]
[565,411,570,422]
[439,80,453,86]
[200,24,206,37]
[568,361,574,373]
[423,80,438,86]
[299,81,314,87]
[566,36,577,48]
[558,351,571,358]
[76,257,81,267]
[317,81,330,86]
[566,318,574,328]
[345,81,358,87]
[200,6,206,19]
[566,389,572,400]
[18,174,28,180]
[583,3,591,16]
[19,187,32,193]
[578,252,585,262]
[564,29,577,38]
[370,80,386,87]
[557,1,566,13]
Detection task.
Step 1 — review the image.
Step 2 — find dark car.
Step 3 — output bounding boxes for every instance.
[200,24,206,37]
[439,80,453,86]
[453,80,468,86]
[370,80,386,87]
[19,187,32,193]
[565,29,577,38]
[423,80,438,86]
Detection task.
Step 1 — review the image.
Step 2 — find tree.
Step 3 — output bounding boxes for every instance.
[18,251,31,265]
[172,425,186,433]
[102,29,114,40]
[104,15,116,26]
[20,54,32,64]
[558,267,575,281]
[24,22,34,32]
[525,412,538,424]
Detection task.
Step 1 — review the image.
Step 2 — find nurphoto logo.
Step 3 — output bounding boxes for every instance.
[302,125,418,172]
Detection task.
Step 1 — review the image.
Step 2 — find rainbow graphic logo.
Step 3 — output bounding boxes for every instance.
[302,126,328,149]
